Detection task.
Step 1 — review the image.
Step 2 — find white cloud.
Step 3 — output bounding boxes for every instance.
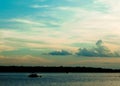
[77,58,120,64]
[31,5,49,8]
[1,0,120,52]
[0,55,53,66]
[96,0,120,13]
[59,4,120,47]
[0,45,15,52]
[57,6,79,11]
[8,18,45,26]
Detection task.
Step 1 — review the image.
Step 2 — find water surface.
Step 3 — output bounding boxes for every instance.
[0,73,120,86]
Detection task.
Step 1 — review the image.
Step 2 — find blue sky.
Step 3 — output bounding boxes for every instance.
[1,0,120,68]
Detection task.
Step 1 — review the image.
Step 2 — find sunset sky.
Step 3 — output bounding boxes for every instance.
[0,0,120,68]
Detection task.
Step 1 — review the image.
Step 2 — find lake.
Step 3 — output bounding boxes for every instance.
[0,73,120,86]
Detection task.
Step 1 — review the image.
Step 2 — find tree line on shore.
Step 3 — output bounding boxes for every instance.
[0,66,120,73]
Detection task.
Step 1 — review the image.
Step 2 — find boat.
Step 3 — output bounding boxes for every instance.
[28,73,42,78]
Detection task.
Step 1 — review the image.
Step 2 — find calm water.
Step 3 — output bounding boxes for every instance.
[0,73,120,86]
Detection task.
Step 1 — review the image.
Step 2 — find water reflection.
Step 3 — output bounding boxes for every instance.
[0,73,120,86]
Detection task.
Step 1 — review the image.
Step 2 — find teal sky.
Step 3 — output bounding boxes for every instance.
[1,0,120,68]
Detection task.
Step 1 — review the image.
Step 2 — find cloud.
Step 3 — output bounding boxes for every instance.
[59,0,120,45]
[8,18,45,26]
[0,29,78,52]
[96,40,102,46]
[0,45,15,52]
[0,48,44,56]
[31,5,49,8]
[0,55,53,66]
[76,40,120,57]
[1,0,120,58]
[79,58,120,63]
[68,57,120,68]
[48,50,72,55]
[96,0,120,13]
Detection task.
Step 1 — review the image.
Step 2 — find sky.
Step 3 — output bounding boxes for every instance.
[0,0,120,68]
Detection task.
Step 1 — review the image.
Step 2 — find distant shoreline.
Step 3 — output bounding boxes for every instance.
[0,66,120,73]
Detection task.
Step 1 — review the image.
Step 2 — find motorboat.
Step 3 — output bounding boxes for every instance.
[28,73,42,78]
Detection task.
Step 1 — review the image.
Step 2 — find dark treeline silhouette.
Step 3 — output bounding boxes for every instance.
[0,66,120,73]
